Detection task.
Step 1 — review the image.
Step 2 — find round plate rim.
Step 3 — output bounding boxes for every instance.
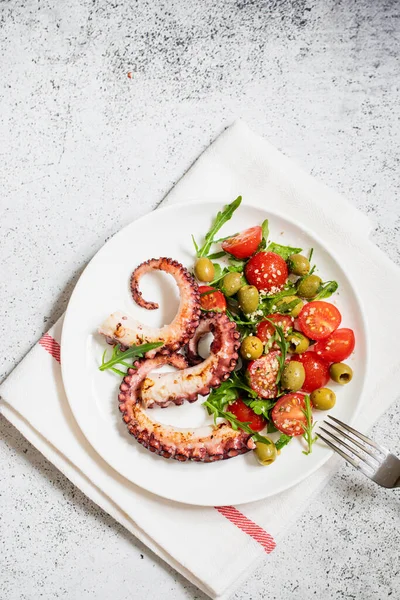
[61,200,370,506]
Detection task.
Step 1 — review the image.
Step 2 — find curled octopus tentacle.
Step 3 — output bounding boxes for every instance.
[140,312,240,409]
[118,355,255,462]
[98,258,201,358]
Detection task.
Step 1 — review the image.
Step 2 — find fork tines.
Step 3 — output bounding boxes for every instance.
[318,415,388,477]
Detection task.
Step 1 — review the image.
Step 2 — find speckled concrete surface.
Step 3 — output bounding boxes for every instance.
[1,0,399,598]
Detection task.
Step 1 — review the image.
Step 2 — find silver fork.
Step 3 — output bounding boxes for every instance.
[318,415,400,489]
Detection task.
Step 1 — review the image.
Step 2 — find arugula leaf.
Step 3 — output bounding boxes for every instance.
[301,394,318,455]
[313,280,338,300]
[212,262,223,282]
[275,433,292,451]
[267,421,278,433]
[207,251,226,260]
[99,342,163,374]
[262,219,269,244]
[246,398,276,418]
[308,248,314,262]
[257,219,269,251]
[203,401,272,445]
[194,196,242,257]
[228,257,246,270]
[271,298,302,315]
[266,242,302,260]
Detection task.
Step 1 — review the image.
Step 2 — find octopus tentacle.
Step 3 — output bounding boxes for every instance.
[118,355,255,462]
[141,312,240,409]
[185,314,213,366]
[98,258,201,357]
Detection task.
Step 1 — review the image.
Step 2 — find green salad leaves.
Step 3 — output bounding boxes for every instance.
[192,196,242,258]
[99,342,163,376]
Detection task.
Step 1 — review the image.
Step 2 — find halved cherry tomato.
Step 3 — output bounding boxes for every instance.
[294,352,330,392]
[298,301,341,341]
[228,398,266,431]
[313,328,355,363]
[256,314,293,345]
[221,226,262,259]
[245,252,288,293]
[247,351,280,398]
[199,286,227,312]
[271,393,307,436]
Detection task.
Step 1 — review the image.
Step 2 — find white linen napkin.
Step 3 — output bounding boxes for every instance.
[1,121,400,600]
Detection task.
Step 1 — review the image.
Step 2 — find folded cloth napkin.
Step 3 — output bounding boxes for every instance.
[1,121,400,600]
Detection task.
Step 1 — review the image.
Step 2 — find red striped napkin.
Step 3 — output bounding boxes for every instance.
[1,121,400,599]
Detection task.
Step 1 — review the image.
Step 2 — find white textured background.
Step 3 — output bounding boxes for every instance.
[1,1,399,598]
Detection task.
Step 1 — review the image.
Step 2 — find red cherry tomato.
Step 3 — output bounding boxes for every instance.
[221,226,262,259]
[256,314,293,343]
[313,328,355,363]
[271,393,308,437]
[246,351,280,399]
[245,252,288,293]
[294,352,330,393]
[298,301,341,341]
[228,398,266,431]
[199,286,227,312]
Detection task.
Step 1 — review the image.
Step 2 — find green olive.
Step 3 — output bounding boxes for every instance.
[288,254,310,276]
[286,332,310,354]
[222,272,242,296]
[281,361,305,391]
[297,274,322,299]
[194,257,215,282]
[310,387,336,410]
[238,285,259,314]
[254,440,277,466]
[276,295,304,317]
[240,336,263,360]
[330,362,353,385]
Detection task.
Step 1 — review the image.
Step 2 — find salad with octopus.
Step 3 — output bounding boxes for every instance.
[98,197,355,466]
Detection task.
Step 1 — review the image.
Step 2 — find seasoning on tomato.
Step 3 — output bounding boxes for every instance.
[228,398,266,431]
[246,351,280,398]
[245,252,288,293]
[313,328,355,362]
[256,314,293,344]
[271,393,308,436]
[221,226,262,259]
[298,301,341,341]
[198,286,227,312]
[294,352,330,393]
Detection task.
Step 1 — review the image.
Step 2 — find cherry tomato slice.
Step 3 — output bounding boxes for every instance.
[247,351,280,399]
[199,286,227,312]
[271,393,308,436]
[245,252,288,293]
[256,314,293,343]
[221,226,262,259]
[228,398,266,431]
[298,301,341,340]
[294,352,330,393]
[313,328,355,363]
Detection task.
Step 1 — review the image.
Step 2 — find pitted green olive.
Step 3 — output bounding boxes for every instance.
[276,295,304,317]
[222,272,242,296]
[254,440,277,466]
[330,363,353,385]
[286,332,310,354]
[310,387,336,410]
[194,258,215,282]
[238,285,259,314]
[240,336,263,360]
[288,254,310,276]
[297,274,322,299]
[281,361,306,391]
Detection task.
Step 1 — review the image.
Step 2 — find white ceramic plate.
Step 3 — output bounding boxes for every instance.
[61,201,368,506]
